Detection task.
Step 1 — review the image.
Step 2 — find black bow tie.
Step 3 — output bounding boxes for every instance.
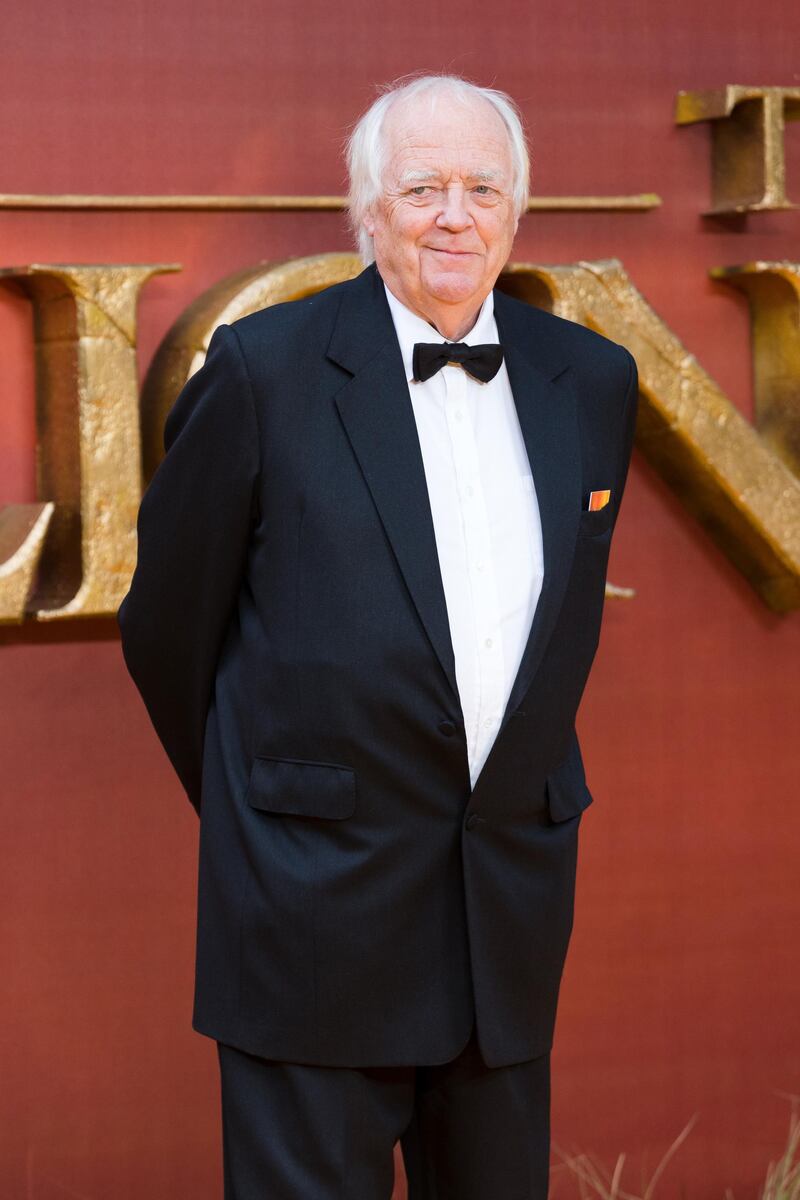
[412,341,504,384]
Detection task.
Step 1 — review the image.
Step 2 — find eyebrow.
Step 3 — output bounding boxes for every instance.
[397,168,504,186]
[398,170,440,186]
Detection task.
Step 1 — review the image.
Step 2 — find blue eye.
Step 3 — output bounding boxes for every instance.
[410,186,429,195]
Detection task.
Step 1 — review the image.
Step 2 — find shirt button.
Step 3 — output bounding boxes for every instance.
[438,719,457,737]
[465,813,481,830]
[476,561,485,572]
[455,409,463,421]
[483,717,494,729]
[484,637,493,648]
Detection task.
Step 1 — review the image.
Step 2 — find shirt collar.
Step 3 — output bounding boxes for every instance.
[382,280,498,384]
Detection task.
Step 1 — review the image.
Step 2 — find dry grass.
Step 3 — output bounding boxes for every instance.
[552,1115,698,1200]
[553,1096,800,1200]
[744,1096,800,1200]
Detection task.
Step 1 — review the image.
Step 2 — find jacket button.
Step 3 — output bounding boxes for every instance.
[438,719,457,737]
[465,813,481,830]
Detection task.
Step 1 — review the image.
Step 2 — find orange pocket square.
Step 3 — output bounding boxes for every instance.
[587,489,611,511]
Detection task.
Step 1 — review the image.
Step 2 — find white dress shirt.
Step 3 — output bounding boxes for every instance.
[383,282,545,788]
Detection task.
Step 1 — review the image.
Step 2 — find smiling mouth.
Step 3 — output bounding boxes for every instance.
[427,247,476,256]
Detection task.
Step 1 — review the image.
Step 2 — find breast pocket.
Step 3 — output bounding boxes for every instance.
[577,501,615,537]
[245,755,357,819]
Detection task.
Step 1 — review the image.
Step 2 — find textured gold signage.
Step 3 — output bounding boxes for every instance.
[501,258,800,611]
[2,251,799,624]
[0,263,178,622]
[710,262,800,476]
[676,86,800,214]
[0,193,661,213]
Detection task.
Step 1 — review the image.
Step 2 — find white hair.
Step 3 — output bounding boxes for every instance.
[345,74,531,264]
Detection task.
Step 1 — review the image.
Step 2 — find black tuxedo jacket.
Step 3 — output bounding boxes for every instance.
[118,262,638,1069]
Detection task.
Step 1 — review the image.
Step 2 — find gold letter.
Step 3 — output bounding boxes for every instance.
[711,262,800,476]
[676,86,800,214]
[0,263,178,620]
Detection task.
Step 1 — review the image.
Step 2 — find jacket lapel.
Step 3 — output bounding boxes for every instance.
[329,266,461,706]
[492,289,583,737]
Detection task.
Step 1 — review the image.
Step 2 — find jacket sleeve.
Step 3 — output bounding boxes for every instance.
[117,322,260,816]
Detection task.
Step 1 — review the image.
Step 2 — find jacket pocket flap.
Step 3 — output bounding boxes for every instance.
[546,734,594,822]
[245,755,356,819]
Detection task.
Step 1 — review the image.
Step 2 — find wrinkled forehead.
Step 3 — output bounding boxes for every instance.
[381,91,514,182]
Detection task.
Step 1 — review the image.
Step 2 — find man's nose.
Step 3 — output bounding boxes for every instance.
[435,186,472,231]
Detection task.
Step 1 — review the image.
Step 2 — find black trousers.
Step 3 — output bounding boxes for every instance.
[216,1021,551,1199]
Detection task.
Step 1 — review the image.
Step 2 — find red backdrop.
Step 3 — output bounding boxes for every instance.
[1,2,799,1197]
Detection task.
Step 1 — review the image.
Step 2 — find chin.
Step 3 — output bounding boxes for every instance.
[423,269,484,306]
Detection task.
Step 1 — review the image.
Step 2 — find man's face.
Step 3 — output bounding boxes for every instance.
[363,92,519,327]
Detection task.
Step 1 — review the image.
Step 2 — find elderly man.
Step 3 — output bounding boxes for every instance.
[118,74,638,1199]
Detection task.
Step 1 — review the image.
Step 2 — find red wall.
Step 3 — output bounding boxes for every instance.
[1,3,799,1197]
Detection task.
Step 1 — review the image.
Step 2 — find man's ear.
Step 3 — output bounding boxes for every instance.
[363,210,376,236]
